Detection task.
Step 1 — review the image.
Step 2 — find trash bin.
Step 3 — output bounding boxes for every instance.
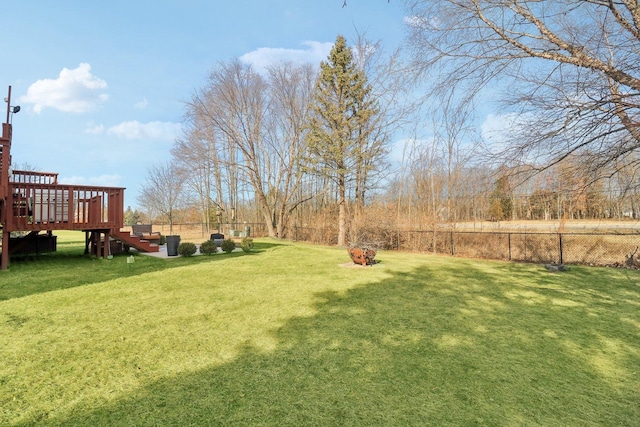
[244,226,251,237]
[210,233,224,247]
[166,235,180,256]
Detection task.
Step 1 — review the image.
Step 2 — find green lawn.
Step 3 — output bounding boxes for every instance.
[1,231,639,426]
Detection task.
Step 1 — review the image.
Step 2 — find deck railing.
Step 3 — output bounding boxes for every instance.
[6,182,125,232]
[10,169,59,185]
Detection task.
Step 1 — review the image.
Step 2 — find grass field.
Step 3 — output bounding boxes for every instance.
[1,231,639,426]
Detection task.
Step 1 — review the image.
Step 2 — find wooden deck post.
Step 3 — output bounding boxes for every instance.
[1,229,8,270]
[1,87,13,270]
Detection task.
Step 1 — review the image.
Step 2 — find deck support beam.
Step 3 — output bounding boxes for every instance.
[1,226,8,270]
[0,87,13,271]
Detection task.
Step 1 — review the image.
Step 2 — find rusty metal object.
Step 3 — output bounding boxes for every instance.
[348,247,377,266]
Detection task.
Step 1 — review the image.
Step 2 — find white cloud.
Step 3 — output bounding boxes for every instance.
[240,41,333,72]
[107,120,182,140]
[404,15,440,30]
[388,137,437,165]
[481,112,536,158]
[388,138,414,164]
[481,113,520,144]
[85,120,104,134]
[135,97,149,109]
[20,63,108,113]
[59,174,123,187]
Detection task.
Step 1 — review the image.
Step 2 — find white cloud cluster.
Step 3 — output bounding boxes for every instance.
[20,63,108,113]
[404,15,440,30]
[240,41,333,72]
[106,120,182,140]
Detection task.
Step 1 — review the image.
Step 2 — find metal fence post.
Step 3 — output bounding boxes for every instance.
[559,233,564,264]
[450,230,455,255]
[508,233,512,260]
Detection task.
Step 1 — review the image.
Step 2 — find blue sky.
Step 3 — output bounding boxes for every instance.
[0,1,411,209]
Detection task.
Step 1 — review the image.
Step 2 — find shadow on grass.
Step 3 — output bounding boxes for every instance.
[35,262,639,426]
[0,240,288,301]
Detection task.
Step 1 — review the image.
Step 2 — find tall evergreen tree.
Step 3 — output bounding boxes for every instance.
[305,35,380,246]
[123,206,142,225]
[489,176,513,221]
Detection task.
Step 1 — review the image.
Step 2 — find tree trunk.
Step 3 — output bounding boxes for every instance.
[338,179,346,246]
[255,190,277,238]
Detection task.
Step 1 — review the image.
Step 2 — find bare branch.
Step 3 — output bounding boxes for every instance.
[406,0,640,184]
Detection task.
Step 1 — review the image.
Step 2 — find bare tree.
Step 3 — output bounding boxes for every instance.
[172,112,226,233]
[405,0,640,184]
[350,33,411,208]
[138,162,186,235]
[194,60,270,233]
[185,60,317,238]
[264,62,318,238]
[614,157,640,218]
[430,101,478,224]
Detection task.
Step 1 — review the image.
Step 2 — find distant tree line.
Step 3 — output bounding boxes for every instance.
[138,1,640,244]
[139,34,406,245]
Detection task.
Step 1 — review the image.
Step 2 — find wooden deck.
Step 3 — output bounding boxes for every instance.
[1,85,155,269]
[6,173,125,233]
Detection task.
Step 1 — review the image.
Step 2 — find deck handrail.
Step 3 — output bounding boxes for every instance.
[10,170,59,184]
[6,181,125,232]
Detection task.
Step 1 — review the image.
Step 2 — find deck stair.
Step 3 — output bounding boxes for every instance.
[112,229,160,253]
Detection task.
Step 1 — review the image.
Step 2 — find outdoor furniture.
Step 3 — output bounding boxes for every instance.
[132,224,161,243]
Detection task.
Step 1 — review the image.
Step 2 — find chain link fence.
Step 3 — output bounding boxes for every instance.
[146,222,269,241]
[292,226,640,267]
[146,223,640,267]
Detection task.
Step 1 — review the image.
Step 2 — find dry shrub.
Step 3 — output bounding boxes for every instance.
[453,232,509,259]
[291,209,338,245]
[348,204,403,250]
